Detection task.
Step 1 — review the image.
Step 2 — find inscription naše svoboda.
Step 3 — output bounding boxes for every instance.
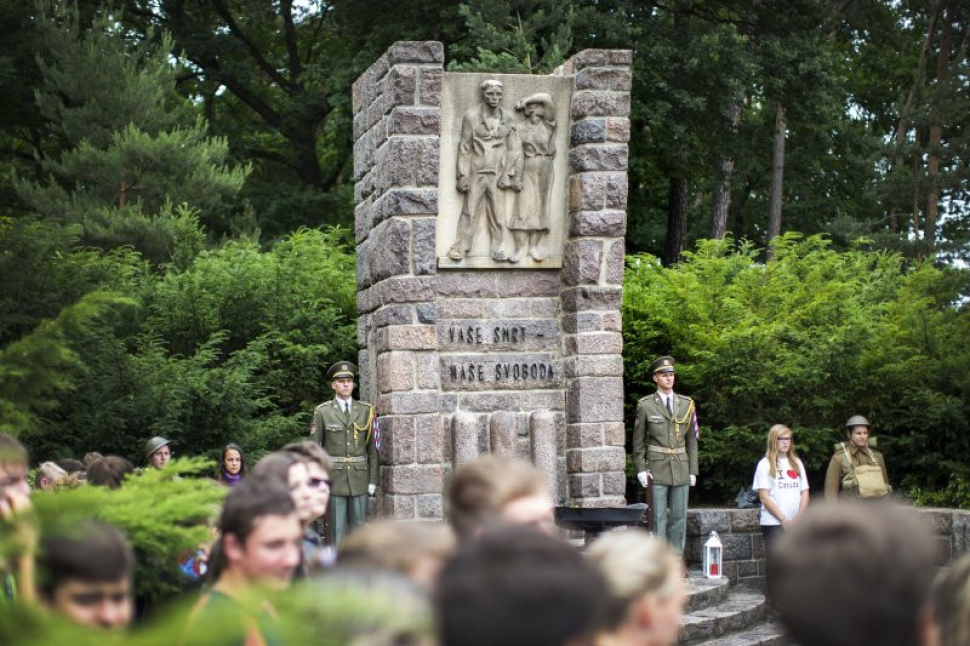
[440,353,562,391]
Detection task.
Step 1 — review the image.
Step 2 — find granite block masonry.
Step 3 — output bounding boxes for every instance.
[352,41,632,520]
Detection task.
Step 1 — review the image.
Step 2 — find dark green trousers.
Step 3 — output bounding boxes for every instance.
[329,494,367,546]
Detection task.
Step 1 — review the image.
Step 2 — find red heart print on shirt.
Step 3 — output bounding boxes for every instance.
[786,469,797,479]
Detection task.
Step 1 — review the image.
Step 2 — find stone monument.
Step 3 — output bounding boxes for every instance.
[352,41,632,521]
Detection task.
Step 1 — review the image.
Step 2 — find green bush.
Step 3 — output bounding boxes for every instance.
[5,224,357,465]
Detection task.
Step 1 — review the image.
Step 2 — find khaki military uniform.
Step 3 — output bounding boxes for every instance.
[632,391,699,553]
[824,442,890,501]
[310,398,378,544]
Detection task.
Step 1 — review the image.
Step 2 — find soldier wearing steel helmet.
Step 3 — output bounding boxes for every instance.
[824,415,891,500]
[310,361,378,545]
[632,356,699,553]
[143,436,172,470]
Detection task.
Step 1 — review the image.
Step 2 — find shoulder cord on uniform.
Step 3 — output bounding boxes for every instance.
[673,399,695,425]
[354,406,376,445]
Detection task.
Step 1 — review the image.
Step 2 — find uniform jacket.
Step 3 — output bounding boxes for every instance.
[824,442,890,500]
[310,399,378,497]
[632,392,699,486]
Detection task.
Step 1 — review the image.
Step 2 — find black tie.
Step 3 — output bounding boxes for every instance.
[666,397,673,415]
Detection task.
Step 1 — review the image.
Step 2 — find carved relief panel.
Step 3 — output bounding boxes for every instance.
[436,73,573,269]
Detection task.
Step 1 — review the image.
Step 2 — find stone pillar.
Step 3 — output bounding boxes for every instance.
[557,50,632,508]
[353,41,445,520]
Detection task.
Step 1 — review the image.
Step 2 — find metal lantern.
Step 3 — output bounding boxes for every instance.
[704,531,723,579]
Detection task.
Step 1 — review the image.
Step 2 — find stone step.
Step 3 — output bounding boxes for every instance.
[688,622,788,646]
[679,588,767,645]
[686,572,730,611]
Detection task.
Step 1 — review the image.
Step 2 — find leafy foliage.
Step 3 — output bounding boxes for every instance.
[623,234,970,504]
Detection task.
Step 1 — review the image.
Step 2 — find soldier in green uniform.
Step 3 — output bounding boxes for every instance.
[309,362,379,546]
[632,356,699,553]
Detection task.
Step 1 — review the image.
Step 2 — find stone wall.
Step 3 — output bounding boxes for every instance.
[351,41,632,520]
[353,41,446,521]
[685,507,970,590]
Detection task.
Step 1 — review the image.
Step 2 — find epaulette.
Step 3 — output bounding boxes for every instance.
[315,401,331,410]
[677,394,693,402]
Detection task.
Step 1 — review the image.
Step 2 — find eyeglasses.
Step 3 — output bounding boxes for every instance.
[309,478,332,491]
[777,437,792,443]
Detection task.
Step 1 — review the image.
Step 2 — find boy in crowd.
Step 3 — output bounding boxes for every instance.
[446,455,555,541]
[185,476,302,645]
[435,526,610,646]
[37,520,135,630]
[769,502,937,646]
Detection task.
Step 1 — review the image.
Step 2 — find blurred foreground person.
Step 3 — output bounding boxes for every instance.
[338,520,456,590]
[0,433,33,604]
[435,526,610,646]
[185,476,302,645]
[587,530,686,646]
[928,552,970,646]
[37,520,134,630]
[446,455,554,541]
[281,569,434,646]
[34,462,68,491]
[769,502,936,646]
[86,456,135,490]
[255,449,332,574]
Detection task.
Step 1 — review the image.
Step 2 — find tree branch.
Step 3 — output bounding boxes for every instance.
[210,0,299,93]
[280,0,302,80]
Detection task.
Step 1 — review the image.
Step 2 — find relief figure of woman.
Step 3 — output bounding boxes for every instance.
[509,93,556,263]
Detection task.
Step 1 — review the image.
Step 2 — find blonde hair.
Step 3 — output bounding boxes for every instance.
[339,520,456,575]
[765,424,801,479]
[446,456,547,539]
[587,529,683,605]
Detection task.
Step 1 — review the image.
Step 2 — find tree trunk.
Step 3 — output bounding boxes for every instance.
[664,176,689,266]
[766,100,786,254]
[890,1,940,235]
[711,96,742,239]
[925,0,954,249]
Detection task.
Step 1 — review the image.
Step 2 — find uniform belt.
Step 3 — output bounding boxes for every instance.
[333,456,367,463]
[648,445,686,455]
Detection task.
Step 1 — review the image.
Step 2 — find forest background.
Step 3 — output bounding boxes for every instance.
[1,0,968,506]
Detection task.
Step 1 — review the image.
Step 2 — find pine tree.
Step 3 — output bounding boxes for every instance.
[16,3,249,261]
[449,0,577,73]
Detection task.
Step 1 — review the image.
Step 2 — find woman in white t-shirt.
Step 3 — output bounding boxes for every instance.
[752,424,810,559]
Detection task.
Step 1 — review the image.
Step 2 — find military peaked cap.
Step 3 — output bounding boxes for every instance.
[327,361,358,381]
[649,356,676,374]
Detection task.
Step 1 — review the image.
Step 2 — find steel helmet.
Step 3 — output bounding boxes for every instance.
[845,415,870,429]
[144,436,172,460]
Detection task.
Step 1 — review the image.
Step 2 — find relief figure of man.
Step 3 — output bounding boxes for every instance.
[447,80,521,262]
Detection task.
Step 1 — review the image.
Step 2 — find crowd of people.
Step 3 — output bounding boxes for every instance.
[1,353,969,645]
[2,428,970,646]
